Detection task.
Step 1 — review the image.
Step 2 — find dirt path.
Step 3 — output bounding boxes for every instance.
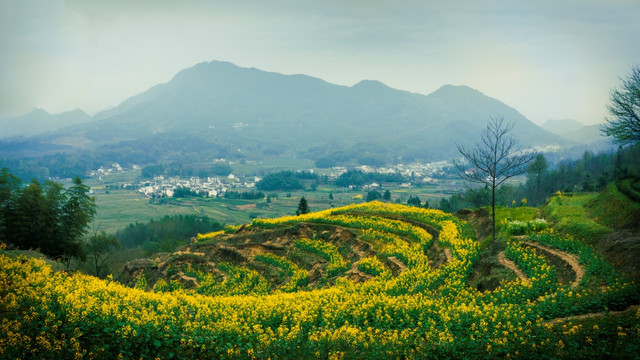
[432,243,452,262]
[546,305,640,325]
[524,241,584,288]
[387,256,407,273]
[498,251,529,284]
[346,262,374,282]
[443,248,452,262]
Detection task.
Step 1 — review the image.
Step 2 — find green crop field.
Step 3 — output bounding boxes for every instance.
[90,177,466,233]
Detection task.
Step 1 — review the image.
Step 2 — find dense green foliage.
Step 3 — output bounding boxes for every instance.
[440,144,640,212]
[296,197,309,216]
[223,190,265,200]
[256,171,304,191]
[407,195,427,208]
[1,133,240,180]
[114,214,224,253]
[366,190,382,202]
[314,157,338,168]
[616,177,640,203]
[84,230,120,278]
[601,65,640,145]
[335,170,404,187]
[141,162,232,179]
[172,186,200,198]
[0,169,96,262]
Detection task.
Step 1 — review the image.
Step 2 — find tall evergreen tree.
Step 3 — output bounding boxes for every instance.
[0,171,96,264]
[0,168,21,242]
[407,195,422,207]
[296,197,309,216]
[527,154,548,204]
[59,177,96,263]
[13,180,46,251]
[366,191,382,202]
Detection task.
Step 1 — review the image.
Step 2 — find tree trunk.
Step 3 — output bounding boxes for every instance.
[491,184,496,242]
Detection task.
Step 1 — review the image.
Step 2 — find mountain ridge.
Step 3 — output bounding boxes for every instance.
[12,60,570,164]
[541,119,608,145]
[0,108,91,139]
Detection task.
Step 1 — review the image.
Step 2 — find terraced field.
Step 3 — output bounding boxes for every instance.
[1,201,639,359]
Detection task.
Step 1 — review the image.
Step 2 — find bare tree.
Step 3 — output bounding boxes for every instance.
[454,116,536,241]
[601,65,640,145]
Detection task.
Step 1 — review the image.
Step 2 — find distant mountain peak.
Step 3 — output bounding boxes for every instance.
[541,119,587,135]
[352,79,388,89]
[66,108,90,116]
[0,108,91,139]
[351,80,394,97]
[29,108,49,116]
[170,60,240,81]
[430,84,485,97]
[34,59,570,160]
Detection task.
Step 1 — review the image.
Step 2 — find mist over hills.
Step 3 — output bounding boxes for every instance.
[0,108,91,139]
[541,119,587,134]
[540,119,605,145]
[6,60,576,167]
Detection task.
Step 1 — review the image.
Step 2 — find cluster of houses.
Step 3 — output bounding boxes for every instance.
[86,163,140,180]
[87,163,262,198]
[318,161,452,186]
[87,160,454,198]
[353,161,452,184]
[137,175,261,198]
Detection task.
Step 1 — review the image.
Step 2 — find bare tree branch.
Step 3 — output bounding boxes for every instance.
[454,116,536,241]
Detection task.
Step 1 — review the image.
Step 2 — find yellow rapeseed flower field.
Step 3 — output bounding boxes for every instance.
[1,201,638,359]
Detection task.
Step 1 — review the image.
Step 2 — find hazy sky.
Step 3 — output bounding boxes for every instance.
[1,0,639,125]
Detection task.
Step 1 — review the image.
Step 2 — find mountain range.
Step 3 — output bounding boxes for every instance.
[0,108,91,139]
[540,119,604,145]
[2,60,610,166]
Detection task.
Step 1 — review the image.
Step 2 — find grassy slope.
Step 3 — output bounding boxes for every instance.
[543,192,612,243]
[587,179,640,283]
[466,180,640,298]
[588,179,640,229]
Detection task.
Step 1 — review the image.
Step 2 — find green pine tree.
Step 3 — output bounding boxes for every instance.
[296,197,309,216]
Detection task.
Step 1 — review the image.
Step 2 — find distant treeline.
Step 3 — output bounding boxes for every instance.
[224,190,265,200]
[0,132,243,180]
[172,187,200,198]
[256,171,309,191]
[335,170,404,187]
[439,144,640,213]
[115,214,224,254]
[254,169,407,191]
[142,162,232,179]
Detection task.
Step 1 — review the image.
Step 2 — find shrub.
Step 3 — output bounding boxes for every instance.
[505,219,547,235]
